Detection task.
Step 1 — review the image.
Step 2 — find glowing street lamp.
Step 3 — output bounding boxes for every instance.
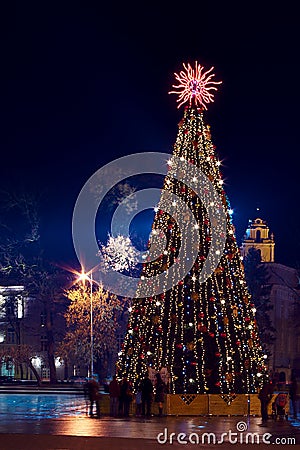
[77,269,94,378]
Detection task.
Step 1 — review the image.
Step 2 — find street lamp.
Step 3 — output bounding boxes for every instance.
[78,269,94,378]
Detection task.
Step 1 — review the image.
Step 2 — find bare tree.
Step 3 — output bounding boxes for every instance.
[0,190,67,384]
[244,247,276,355]
[0,344,42,385]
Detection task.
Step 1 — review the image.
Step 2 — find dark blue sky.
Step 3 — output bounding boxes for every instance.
[3,2,300,269]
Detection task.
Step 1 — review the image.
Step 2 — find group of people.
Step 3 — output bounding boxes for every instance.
[108,375,132,417]
[258,372,298,425]
[85,371,298,421]
[109,372,168,417]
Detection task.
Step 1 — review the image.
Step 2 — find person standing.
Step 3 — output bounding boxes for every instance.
[119,377,132,417]
[258,380,273,425]
[290,372,298,419]
[141,373,153,417]
[86,377,101,418]
[154,372,166,417]
[135,385,142,417]
[109,375,120,417]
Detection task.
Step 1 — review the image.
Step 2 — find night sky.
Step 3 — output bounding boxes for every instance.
[4,2,300,269]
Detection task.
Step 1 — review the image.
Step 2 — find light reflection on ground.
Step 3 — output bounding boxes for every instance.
[0,394,87,419]
[0,394,299,443]
[0,414,299,442]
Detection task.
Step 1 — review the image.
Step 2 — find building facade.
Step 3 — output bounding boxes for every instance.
[241,217,300,380]
[0,282,65,381]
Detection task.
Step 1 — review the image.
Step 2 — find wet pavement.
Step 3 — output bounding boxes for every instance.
[0,393,299,449]
[0,393,86,419]
[1,415,299,449]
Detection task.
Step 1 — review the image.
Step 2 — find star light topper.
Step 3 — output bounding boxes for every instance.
[169,62,222,109]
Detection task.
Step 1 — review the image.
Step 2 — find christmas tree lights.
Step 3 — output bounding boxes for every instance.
[117,63,267,394]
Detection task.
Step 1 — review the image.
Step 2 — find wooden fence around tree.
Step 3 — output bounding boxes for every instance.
[100,393,279,416]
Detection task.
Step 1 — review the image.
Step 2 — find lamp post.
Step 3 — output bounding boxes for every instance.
[90,272,93,378]
[78,269,94,378]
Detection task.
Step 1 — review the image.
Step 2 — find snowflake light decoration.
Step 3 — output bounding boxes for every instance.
[112,183,138,215]
[100,234,139,273]
[169,62,222,109]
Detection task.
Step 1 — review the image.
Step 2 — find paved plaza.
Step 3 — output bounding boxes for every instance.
[0,411,299,449]
[0,390,299,449]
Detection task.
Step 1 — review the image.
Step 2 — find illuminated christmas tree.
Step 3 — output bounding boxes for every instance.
[117,62,266,394]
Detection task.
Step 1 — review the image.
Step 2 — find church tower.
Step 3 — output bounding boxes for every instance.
[240,216,275,262]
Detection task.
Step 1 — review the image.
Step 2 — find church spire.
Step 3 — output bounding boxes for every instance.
[241,216,275,262]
